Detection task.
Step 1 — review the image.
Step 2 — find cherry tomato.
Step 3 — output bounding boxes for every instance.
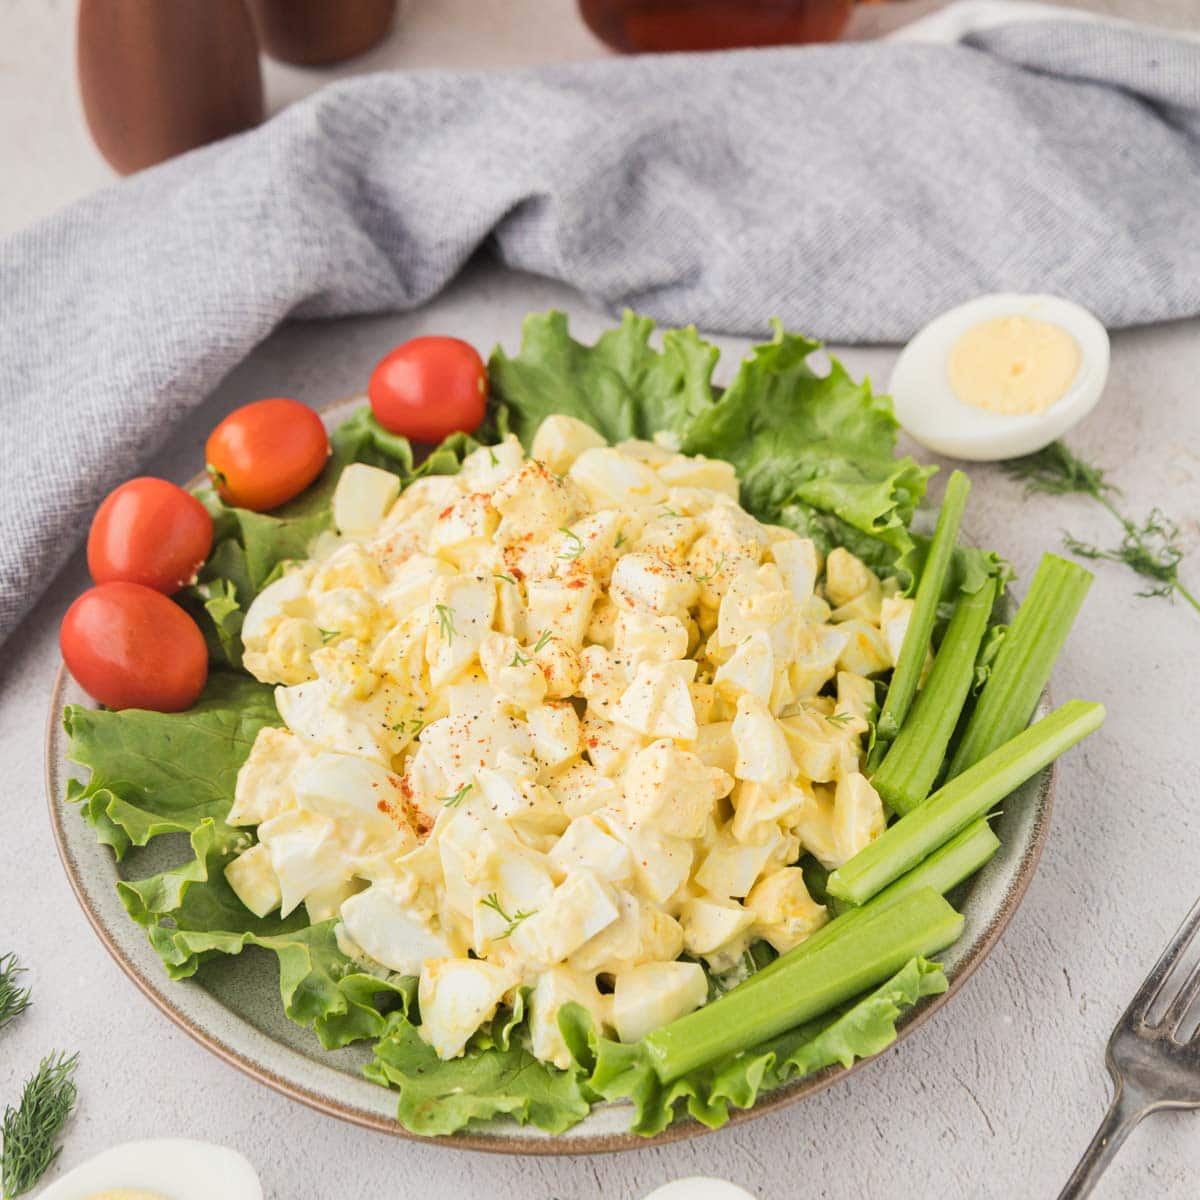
[61,582,208,712]
[206,398,329,511]
[87,477,213,594]
[368,336,488,442]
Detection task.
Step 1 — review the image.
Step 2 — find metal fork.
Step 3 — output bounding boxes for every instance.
[1059,897,1200,1198]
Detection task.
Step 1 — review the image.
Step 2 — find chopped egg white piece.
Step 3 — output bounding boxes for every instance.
[231,419,899,1064]
[746,868,829,954]
[530,966,610,1069]
[418,958,518,1059]
[612,961,708,1043]
[531,415,607,477]
[333,463,401,536]
[341,885,461,975]
[224,842,281,919]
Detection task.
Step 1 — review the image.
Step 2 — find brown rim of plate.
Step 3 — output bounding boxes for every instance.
[44,397,1056,1154]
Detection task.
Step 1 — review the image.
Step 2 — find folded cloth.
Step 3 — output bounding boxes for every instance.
[1,4,1198,643]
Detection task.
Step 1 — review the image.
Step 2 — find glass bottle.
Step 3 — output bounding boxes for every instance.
[579,0,862,53]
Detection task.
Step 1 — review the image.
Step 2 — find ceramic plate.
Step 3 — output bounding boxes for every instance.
[45,397,1055,1154]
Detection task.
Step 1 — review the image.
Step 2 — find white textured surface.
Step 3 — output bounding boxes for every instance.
[2,1,1199,1198]
[3,262,1199,1199]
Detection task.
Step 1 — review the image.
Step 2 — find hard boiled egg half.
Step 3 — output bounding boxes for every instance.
[643,1180,756,1200]
[38,1138,262,1200]
[888,294,1109,461]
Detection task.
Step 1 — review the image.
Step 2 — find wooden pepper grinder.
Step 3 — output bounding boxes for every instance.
[77,0,264,175]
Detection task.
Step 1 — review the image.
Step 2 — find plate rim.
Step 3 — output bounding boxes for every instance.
[44,396,1056,1155]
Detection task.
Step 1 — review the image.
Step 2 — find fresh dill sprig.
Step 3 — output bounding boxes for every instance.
[1001,440,1114,498]
[494,573,517,586]
[0,955,30,1031]
[695,556,726,584]
[614,531,627,549]
[434,603,458,644]
[825,711,855,728]
[510,630,553,667]
[1002,440,1198,616]
[439,782,472,808]
[487,446,500,467]
[319,629,340,644]
[479,893,535,940]
[1065,512,1196,607]
[1,1052,79,1200]
[558,528,585,561]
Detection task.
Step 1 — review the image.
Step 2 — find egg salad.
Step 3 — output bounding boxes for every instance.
[222,415,910,1067]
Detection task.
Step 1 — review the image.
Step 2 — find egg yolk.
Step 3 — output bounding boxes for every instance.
[947,315,1080,416]
[84,1191,168,1200]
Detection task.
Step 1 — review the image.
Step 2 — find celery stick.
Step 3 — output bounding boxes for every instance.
[644,888,963,1082]
[875,471,971,748]
[828,700,1104,906]
[870,816,999,906]
[747,818,999,990]
[948,554,1091,777]
[872,576,997,814]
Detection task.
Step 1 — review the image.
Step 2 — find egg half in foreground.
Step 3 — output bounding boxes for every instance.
[888,294,1109,461]
[643,1179,757,1200]
[38,1138,262,1200]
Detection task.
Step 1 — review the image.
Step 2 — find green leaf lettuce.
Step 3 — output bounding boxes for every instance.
[487,310,719,447]
[65,674,410,1050]
[558,957,947,1137]
[64,672,278,860]
[490,313,932,585]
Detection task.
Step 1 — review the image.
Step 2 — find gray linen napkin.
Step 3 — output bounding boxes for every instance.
[1,14,1198,643]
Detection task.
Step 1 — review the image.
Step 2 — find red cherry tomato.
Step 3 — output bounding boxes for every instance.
[206,398,329,512]
[87,477,213,594]
[61,583,208,712]
[368,336,488,442]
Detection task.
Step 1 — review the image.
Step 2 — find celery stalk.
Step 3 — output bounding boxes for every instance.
[870,816,999,905]
[643,888,963,1082]
[874,471,971,748]
[948,553,1092,776]
[872,576,997,814]
[828,700,1104,906]
[748,818,999,989]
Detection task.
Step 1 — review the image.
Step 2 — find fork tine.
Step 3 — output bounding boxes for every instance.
[1124,896,1200,1023]
[1159,957,1200,1036]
